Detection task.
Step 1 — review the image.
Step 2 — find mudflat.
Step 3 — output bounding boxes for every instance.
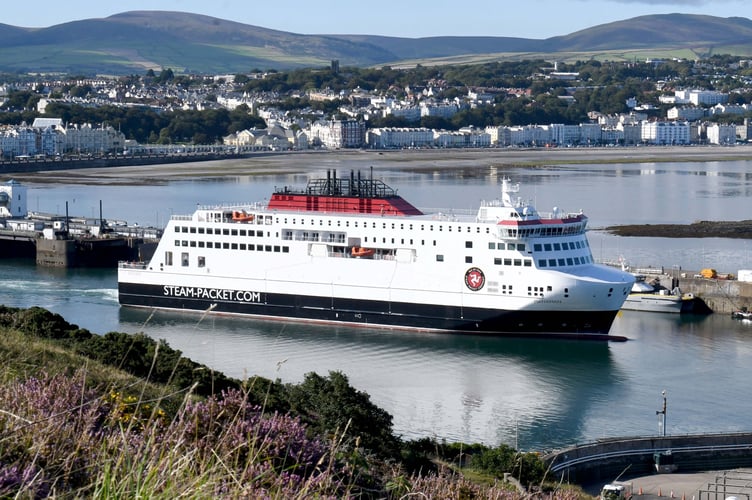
[8,145,752,186]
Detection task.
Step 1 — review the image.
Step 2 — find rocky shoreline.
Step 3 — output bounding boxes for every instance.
[606,220,752,239]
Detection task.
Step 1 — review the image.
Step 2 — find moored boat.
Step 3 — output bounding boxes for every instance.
[731,308,752,320]
[623,274,694,314]
[118,169,634,338]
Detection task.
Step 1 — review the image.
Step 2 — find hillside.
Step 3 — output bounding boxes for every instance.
[0,11,751,74]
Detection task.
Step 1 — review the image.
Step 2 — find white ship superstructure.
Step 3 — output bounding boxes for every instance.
[118,170,634,337]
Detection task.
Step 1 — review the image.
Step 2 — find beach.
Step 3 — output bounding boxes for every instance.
[5,145,752,185]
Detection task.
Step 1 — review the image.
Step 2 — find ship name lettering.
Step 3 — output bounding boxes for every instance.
[163,285,260,303]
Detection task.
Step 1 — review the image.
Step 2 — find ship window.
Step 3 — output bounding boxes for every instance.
[485,228,489,234]
[174,240,180,246]
[465,241,472,248]
[392,224,395,229]
[181,226,188,233]
[567,258,573,265]
[257,246,263,251]
[181,253,189,266]
[534,244,542,251]
[239,243,246,250]
[206,242,213,248]
[392,238,395,244]
[433,240,437,246]
[548,286,553,291]
[465,256,472,263]
[494,258,502,265]
[231,243,238,250]
[477,227,480,233]
[248,244,255,250]
[239,229,247,236]
[190,241,196,248]
[517,244,526,252]
[221,229,228,236]
[448,226,452,232]
[283,246,289,253]
[182,240,188,247]
[508,243,516,250]
[524,260,531,267]
[265,245,272,251]
[562,242,569,250]
[504,258,512,266]
[548,259,556,267]
[439,226,443,231]
[514,259,521,266]
[558,259,565,266]
[274,246,281,252]
[189,227,196,234]
[257,232,263,238]
[436,255,444,262]
[198,227,205,234]
[165,251,173,266]
[223,243,230,249]
[497,243,505,250]
[574,257,580,265]
[199,241,205,248]
[538,260,547,267]
[544,244,552,251]
[430,225,434,231]
[198,256,205,268]
[488,243,495,249]
[553,243,561,251]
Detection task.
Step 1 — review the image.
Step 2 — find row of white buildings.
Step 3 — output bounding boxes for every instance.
[223,118,750,151]
[3,114,749,159]
[0,118,125,158]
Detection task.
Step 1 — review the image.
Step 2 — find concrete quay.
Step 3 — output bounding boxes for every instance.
[631,267,752,314]
[544,433,752,497]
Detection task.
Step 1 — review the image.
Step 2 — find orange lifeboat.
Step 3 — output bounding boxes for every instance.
[351,246,375,258]
[232,210,255,222]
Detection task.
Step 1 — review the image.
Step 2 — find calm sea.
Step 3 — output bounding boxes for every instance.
[3,158,752,450]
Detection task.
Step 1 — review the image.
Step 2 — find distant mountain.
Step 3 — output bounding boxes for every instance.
[0,11,751,75]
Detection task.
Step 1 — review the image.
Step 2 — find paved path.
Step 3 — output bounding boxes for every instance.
[587,469,752,500]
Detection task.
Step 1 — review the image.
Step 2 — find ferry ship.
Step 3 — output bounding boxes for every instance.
[118,170,634,338]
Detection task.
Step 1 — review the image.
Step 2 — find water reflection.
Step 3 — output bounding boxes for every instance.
[118,307,619,448]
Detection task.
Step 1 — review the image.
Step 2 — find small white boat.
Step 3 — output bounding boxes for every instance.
[611,258,693,314]
[622,274,693,314]
[731,309,752,320]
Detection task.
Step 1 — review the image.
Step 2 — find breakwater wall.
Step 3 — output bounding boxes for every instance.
[0,151,259,174]
[544,433,752,486]
[681,277,752,313]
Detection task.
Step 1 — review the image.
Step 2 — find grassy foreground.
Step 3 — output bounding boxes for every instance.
[0,305,589,498]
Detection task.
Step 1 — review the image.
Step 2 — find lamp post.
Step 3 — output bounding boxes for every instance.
[656,389,667,437]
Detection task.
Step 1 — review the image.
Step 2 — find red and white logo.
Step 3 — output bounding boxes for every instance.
[464,267,485,291]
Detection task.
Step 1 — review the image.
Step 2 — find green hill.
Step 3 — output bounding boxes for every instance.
[1,11,751,74]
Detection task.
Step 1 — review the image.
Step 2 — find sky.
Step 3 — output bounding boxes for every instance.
[3,0,750,39]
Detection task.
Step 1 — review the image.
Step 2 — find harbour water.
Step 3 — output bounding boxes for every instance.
[3,157,752,451]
